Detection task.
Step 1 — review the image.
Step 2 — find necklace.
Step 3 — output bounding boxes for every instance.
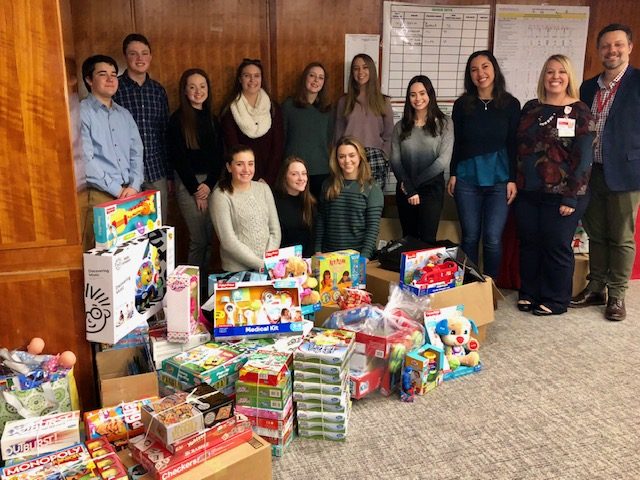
[538,112,556,126]
[479,98,492,110]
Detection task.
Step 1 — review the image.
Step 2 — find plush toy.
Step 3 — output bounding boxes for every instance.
[435,316,480,369]
[285,257,308,277]
[301,277,320,305]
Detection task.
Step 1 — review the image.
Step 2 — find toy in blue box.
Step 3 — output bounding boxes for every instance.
[93,190,162,250]
[404,344,445,395]
[400,247,462,296]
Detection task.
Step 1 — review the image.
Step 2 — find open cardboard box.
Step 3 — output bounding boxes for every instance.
[118,433,272,480]
[366,261,502,343]
[96,346,158,407]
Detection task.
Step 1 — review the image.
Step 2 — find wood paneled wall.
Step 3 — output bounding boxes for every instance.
[0,0,95,408]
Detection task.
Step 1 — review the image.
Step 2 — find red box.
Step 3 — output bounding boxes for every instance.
[349,366,385,400]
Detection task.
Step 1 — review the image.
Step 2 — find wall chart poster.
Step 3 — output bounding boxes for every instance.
[381,2,490,101]
[493,4,590,106]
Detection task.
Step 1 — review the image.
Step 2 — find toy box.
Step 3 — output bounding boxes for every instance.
[165,414,251,456]
[0,443,92,480]
[85,436,128,479]
[235,396,294,421]
[93,190,162,249]
[207,271,268,296]
[212,280,305,340]
[166,265,200,343]
[141,386,234,446]
[294,368,345,385]
[400,247,461,296]
[1,411,80,461]
[84,226,175,344]
[311,250,365,306]
[238,352,291,387]
[404,344,445,395]
[160,342,248,386]
[349,366,385,400]
[294,328,356,367]
[84,397,157,449]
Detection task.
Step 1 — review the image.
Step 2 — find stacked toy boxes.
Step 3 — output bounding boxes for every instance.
[293,329,355,441]
[83,191,176,345]
[235,352,294,456]
[130,384,252,480]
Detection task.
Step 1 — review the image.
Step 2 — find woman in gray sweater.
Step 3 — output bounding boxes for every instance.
[209,145,281,272]
[390,75,453,244]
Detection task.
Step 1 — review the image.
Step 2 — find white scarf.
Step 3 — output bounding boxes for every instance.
[230,89,272,139]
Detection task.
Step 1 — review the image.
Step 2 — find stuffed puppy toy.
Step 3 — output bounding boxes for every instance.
[435,316,480,368]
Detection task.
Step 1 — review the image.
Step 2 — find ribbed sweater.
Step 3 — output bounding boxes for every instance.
[210,181,281,271]
[314,180,384,259]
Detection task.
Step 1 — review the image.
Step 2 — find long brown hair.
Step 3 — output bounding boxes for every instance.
[293,62,330,112]
[176,68,213,150]
[325,136,372,200]
[342,54,388,117]
[220,58,272,117]
[275,156,317,228]
[217,144,254,194]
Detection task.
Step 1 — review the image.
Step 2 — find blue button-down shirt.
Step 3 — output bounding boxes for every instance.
[113,72,170,182]
[80,94,144,197]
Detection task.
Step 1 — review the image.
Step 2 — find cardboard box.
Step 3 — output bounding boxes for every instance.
[84,226,175,344]
[93,190,162,249]
[573,253,589,296]
[366,261,501,343]
[118,433,272,480]
[96,347,158,408]
[377,217,461,249]
[166,265,200,343]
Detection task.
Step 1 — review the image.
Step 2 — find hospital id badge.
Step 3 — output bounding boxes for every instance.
[557,117,575,137]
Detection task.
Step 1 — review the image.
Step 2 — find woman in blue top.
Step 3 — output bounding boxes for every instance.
[447,50,521,278]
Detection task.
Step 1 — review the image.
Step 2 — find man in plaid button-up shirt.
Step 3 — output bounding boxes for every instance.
[114,33,170,223]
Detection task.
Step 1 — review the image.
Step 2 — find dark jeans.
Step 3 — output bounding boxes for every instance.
[396,173,444,244]
[454,178,509,278]
[515,191,589,312]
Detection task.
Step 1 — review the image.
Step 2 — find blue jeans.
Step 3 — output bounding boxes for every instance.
[454,178,509,278]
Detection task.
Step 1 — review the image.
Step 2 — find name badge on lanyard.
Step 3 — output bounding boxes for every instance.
[557,106,575,137]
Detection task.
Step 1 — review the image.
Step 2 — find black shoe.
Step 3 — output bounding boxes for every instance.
[605,297,626,321]
[569,289,606,308]
[532,304,565,316]
[517,300,533,312]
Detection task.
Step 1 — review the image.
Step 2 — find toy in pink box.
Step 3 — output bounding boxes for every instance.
[167,265,200,343]
[93,190,162,250]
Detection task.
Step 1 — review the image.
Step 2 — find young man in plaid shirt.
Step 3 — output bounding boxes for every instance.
[114,33,171,223]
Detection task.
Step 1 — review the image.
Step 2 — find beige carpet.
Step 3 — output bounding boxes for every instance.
[273,281,640,480]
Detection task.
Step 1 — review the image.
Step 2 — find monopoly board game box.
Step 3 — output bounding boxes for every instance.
[93,190,162,249]
[84,226,175,344]
[211,280,305,340]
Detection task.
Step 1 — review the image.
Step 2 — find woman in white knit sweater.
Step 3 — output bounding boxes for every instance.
[210,145,281,272]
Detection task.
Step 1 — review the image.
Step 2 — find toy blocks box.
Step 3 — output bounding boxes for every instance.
[84,226,175,344]
[311,250,365,306]
[93,190,162,250]
[400,247,461,296]
[404,344,445,395]
[1,411,80,461]
[212,280,305,340]
[166,265,200,343]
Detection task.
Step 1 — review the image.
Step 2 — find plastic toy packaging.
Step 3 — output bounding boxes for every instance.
[336,288,372,310]
[383,282,432,323]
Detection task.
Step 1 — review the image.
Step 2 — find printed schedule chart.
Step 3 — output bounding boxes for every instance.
[382,3,491,101]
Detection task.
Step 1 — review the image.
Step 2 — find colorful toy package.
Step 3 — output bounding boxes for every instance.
[0,443,92,480]
[404,344,445,395]
[84,397,157,449]
[166,265,200,343]
[238,352,291,387]
[311,250,365,306]
[93,190,162,249]
[400,247,462,296]
[1,410,80,461]
[294,328,356,367]
[212,280,305,340]
[85,436,128,479]
[83,226,175,344]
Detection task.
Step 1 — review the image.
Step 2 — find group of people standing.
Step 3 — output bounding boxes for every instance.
[80,23,639,323]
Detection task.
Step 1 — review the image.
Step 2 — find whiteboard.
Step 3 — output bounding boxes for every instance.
[381,2,491,101]
[494,4,590,106]
[344,34,380,93]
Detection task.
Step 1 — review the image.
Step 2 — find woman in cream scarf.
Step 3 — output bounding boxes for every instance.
[220,59,284,185]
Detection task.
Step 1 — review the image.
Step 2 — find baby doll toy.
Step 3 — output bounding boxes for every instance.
[434,316,480,370]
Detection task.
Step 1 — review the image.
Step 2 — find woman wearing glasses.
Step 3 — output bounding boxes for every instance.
[220,58,284,185]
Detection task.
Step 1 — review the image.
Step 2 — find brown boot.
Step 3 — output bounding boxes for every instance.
[605,297,626,321]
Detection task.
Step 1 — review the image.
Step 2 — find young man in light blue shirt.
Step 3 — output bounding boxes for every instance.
[80,54,144,250]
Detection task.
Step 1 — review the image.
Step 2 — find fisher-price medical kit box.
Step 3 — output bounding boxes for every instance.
[212,280,305,340]
[84,226,175,344]
[400,247,461,296]
[166,265,200,343]
[312,250,365,306]
[93,190,162,249]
